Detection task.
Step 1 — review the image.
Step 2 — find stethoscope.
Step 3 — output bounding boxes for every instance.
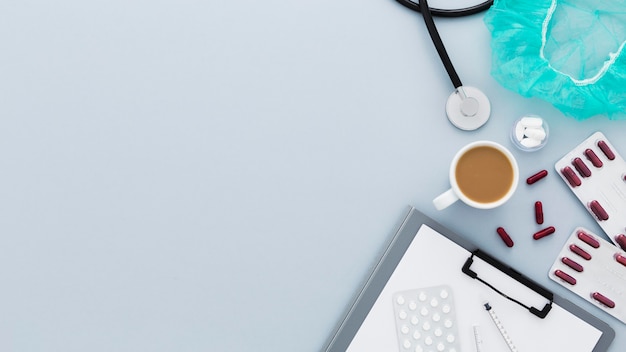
[396,0,494,130]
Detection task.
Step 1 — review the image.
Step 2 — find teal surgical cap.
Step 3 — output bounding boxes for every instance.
[484,0,626,120]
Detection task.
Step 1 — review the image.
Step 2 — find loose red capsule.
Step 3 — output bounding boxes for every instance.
[554,270,576,285]
[584,148,603,168]
[597,140,615,160]
[577,231,600,248]
[526,170,548,185]
[615,253,626,267]
[534,201,543,224]
[561,167,581,187]
[561,257,584,272]
[496,227,514,247]
[572,157,591,177]
[591,292,615,308]
[570,244,592,260]
[533,226,555,240]
[615,234,626,251]
[588,200,609,221]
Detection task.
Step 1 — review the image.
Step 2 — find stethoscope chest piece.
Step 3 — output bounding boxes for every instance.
[445,86,491,131]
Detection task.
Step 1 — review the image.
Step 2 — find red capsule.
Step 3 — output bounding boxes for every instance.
[533,226,555,240]
[592,292,615,308]
[570,244,592,260]
[572,157,591,177]
[577,231,600,248]
[615,253,626,267]
[615,234,626,251]
[554,270,576,285]
[534,201,543,224]
[597,140,615,160]
[561,257,583,272]
[561,167,581,187]
[526,170,548,185]
[496,227,514,247]
[588,200,609,221]
[585,148,603,168]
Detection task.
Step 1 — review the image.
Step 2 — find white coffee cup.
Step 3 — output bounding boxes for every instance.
[433,141,519,210]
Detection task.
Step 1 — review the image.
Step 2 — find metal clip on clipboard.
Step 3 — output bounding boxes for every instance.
[462,249,554,319]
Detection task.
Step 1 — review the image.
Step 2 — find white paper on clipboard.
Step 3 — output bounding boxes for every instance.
[345,224,604,352]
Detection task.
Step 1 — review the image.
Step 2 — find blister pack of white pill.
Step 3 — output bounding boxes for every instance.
[554,131,626,250]
[392,285,460,352]
[549,227,626,324]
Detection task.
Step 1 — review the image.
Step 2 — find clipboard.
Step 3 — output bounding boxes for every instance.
[322,207,615,352]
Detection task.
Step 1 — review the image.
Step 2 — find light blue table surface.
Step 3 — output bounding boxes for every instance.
[1,1,624,351]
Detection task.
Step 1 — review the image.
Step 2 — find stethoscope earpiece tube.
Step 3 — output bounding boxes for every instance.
[418,0,462,88]
[395,0,493,17]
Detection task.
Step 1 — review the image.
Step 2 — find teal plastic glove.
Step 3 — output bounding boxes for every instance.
[484,0,626,120]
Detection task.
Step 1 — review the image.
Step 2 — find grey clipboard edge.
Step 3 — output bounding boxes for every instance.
[321,206,615,352]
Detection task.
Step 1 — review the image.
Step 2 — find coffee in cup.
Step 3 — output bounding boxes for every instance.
[433,141,519,210]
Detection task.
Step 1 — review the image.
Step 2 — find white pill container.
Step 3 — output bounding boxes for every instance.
[510,115,549,152]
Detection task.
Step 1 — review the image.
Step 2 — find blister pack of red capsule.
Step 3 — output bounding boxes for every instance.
[549,227,626,324]
[555,131,626,250]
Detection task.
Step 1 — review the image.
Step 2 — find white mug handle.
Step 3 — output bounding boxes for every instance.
[433,188,459,210]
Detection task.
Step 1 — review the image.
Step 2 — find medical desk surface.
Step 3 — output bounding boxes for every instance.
[0,1,624,351]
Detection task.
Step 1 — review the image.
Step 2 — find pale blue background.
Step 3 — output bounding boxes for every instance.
[0,1,624,351]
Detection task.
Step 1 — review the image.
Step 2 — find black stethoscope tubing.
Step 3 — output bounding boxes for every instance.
[396,0,493,88]
[395,0,493,18]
